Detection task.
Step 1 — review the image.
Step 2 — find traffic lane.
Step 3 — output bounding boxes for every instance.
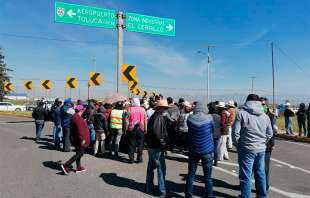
[0,114,33,123]
[0,118,255,198]
[272,138,310,170]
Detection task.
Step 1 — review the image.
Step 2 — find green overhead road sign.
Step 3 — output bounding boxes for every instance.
[54,1,116,29]
[126,12,175,36]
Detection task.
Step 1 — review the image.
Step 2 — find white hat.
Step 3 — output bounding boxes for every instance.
[183,101,192,108]
[216,101,226,108]
[285,102,291,106]
[227,100,235,107]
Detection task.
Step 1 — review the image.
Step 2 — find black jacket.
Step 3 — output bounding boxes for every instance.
[32,107,48,121]
[284,109,294,118]
[296,109,306,122]
[146,111,169,149]
[94,112,109,133]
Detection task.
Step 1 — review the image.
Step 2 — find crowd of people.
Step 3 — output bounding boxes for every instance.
[31,93,277,198]
[284,102,310,137]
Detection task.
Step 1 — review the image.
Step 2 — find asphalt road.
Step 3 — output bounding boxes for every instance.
[0,115,310,198]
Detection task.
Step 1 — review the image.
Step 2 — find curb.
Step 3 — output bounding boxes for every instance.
[276,133,310,144]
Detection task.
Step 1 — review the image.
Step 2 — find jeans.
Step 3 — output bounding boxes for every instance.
[88,124,96,143]
[185,153,214,198]
[239,150,267,198]
[255,151,272,196]
[53,124,62,149]
[64,147,85,168]
[62,127,71,152]
[146,149,166,196]
[213,139,219,165]
[35,120,45,140]
[128,128,144,162]
[110,128,123,156]
[285,117,293,135]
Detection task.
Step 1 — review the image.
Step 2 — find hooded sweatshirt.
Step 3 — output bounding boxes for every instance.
[232,101,273,153]
[187,102,214,157]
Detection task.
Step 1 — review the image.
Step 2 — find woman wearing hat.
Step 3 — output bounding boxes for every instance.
[216,101,230,161]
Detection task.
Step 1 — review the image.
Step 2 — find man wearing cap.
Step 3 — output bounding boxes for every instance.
[146,99,170,198]
[284,102,295,135]
[60,98,75,152]
[216,101,230,161]
[61,105,90,175]
[232,94,273,198]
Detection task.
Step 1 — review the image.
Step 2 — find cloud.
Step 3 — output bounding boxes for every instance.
[235,28,270,48]
[125,33,206,77]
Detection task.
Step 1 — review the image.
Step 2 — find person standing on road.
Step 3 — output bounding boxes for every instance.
[61,105,90,175]
[185,102,214,198]
[176,101,192,153]
[32,101,48,143]
[93,105,109,157]
[296,103,307,137]
[211,112,221,166]
[226,100,237,150]
[51,99,63,150]
[83,102,96,149]
[60,98,75,152]
[255,106,277,195]
[145,99,170,198]
[217,102,230,161]
[284,102,295,135]
[166,97,180,151]
[232,94,273,198]
[127,98,147,163]
[109,101,126,157]
[307,103,310,137]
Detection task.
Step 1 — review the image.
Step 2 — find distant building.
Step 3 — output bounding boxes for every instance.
[4,93,29,100]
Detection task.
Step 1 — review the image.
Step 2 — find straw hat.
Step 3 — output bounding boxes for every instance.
[183,101,192,108]
[156,99,169,108]
[227,100,235,107]
[216,101,226,108]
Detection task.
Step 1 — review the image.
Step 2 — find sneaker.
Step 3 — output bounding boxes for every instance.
[76,166,87,173]
[60,164,70,175]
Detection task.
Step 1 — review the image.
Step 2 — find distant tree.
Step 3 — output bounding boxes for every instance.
[0,48,11,101]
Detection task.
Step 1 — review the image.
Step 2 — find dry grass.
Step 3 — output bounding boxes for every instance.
[277,116,299,135]
[0,111,32,118]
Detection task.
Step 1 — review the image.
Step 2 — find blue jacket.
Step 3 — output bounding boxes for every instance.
[60,104,73,128]
[187,102,214,157]
[53,106,62,126]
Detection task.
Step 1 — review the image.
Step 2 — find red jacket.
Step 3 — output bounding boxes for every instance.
[70,113,90,149]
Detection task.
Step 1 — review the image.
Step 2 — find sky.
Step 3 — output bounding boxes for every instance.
[0,0,310,102]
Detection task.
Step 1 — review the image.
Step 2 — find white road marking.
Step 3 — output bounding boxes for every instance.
[282,140,310,148]
[170,153,310,198]
[271,158,310,175]
[274,164,283,167]
[218,161,239,167]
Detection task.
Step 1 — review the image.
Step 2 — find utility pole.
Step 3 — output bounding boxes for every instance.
[271,42,275,111]
[116,12,124,93]
[249,76,256,93]
[197,45,215,104]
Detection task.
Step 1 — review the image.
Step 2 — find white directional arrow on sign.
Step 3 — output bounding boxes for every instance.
[166,24,173,31]
[67,9,76,18]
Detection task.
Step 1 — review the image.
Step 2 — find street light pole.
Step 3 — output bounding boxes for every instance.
[198,45,215,105]
[271,42,275,111]
[92,58,96,99]
[249,76,256,93]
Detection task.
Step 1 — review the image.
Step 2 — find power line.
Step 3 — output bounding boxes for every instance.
[274,43,310,76]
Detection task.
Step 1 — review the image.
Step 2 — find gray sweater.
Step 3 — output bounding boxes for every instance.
[232,101,273,153]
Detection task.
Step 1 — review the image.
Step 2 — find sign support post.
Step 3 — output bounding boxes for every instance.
[117,12,124,93]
